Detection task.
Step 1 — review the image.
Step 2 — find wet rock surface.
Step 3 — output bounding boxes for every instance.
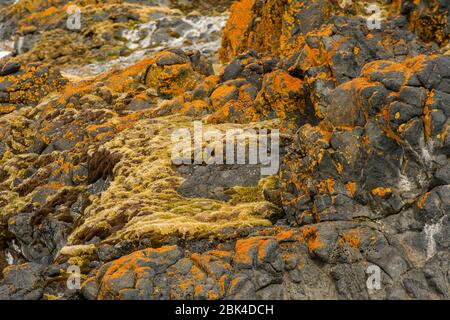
[0,0,449,300]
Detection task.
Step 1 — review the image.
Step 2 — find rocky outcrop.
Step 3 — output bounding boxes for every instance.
[220,0,448,63]
[0,62,66,112]
[79,223,450,300]
[0,0,449,300]
[393,0,450,47]
[280,55,450,224]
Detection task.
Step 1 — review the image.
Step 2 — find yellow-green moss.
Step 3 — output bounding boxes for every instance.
[68,116,282,245]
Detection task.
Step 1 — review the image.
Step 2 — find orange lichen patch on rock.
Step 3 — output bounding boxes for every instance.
[423,90,436,139]
[233,237,262,267]
[391,0,450,46]
[339,229,361,249]
[417,10,449,46]
[144,60,202,98]
[270,69,303,94]
[17,0,150,31]
[0,104,16,115]
[278,0,308,57]
[220,0,306,62]
[8,0,66,15]
[59,56,154,103]
[323,77,374,127]
[113,111,145,132]
[52,157,72,176]
[423,105,432,139]
[417,192,429,209]
[362,55,428,87]
[193,75,220,98]
[180,100,213,117]
[1,64,67,106]
[301,226,323,253]
[105,57,156,93]
[257,238,276,261]
[317,179,335,195]
[208,250,233,261]
[302,43,322,68]
[59,52,185,107]
[206,99,259,124]
[97,245,182,299]
[254,69,306,130]
[249,0,286,54]
[210,83,238,109]
[275,229,301,243]
[219,0,257,63]
[371,187,393,198]
[339,77,373,92]
[233,236,278,268]
[346,182,357,197]
[384,112,403,146]
[20,5,61,26]
[97,252,144,298]
[58,79,93,104]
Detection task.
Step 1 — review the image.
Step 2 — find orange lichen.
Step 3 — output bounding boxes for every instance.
[180,100,212,116]
[339,230,361,249]
[424,91,435,139]
[219,0,257,62]
[234,237,261,266]
[371,187,393,198]
[210,83,238,108]
[301,226,324,253]
[317,179,335,194]
[275,229,300,243]
[417,192,429,209]
[346,182,357,197]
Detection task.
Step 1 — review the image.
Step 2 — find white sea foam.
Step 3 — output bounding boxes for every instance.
[0,50,11,59]
[64,14,227,77]
[5,251,14,265]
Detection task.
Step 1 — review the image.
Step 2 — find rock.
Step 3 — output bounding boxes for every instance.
[177,164,262,201]
[19,25,37,35]
[0,63,66,109]
[1,0,449,301]
[280,55,450,226]
[155,51,189,66]
[0,61,20,76]
[1,263,45,300]
[143,51,203,99]
[330,263,369,300]
[80,277,99,300]
[87,223,443,300]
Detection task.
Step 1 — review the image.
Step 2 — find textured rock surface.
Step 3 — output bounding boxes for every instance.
[0,0,449,300]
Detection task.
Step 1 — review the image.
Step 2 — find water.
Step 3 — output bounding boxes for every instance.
[0,30,14,59]
[64,14,228,77]
[63,47,150,76]
[0,50,11,59]
[5,251,13,265]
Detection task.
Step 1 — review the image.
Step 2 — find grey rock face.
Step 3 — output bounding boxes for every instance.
[177,164,262,201]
